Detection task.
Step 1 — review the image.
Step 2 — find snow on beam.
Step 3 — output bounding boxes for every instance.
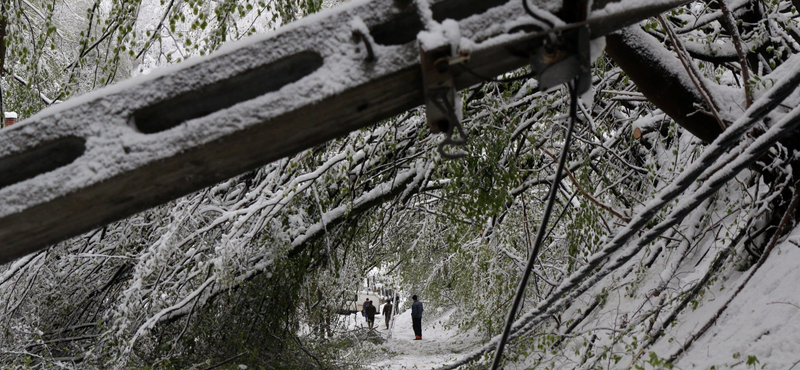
[0,0,689,263]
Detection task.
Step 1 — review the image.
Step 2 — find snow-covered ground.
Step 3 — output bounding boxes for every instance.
[661,236,800,369]
[355,231,800,369]
[362,305,482,369]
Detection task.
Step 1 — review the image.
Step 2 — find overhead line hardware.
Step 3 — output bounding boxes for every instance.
[0,0,692,262]
[419,19,470,159]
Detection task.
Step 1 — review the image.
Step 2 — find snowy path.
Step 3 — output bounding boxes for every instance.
[368,307,483,370]
[364,235,800,369]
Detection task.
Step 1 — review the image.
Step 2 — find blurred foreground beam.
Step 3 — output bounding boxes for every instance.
[0,0,689,262]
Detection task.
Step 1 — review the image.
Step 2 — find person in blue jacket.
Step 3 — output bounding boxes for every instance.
[411,295,423,340]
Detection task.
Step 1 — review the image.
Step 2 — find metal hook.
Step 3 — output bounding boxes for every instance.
[431,93,468,159]
[352,29,376,62]
[420,37,469,159]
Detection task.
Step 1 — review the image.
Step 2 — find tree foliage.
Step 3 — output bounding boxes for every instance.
[2,0,800,369]
[0,0,321,117]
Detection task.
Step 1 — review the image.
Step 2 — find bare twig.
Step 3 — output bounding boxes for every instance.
[540,148,631,222]
[719,0,752,107]
[767,301,800,311]
[658,15,727,131]
[134,0,175,60]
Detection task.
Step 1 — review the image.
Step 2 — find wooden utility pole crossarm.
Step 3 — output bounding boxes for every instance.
[0,0,689,263]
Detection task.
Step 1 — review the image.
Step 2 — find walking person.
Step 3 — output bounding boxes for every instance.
[362,298,370,322]
[382,300,393,329]
[411,295,423,340]
[365,300,377,329]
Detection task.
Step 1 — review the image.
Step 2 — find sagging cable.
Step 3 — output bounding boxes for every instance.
[490,80,579,370]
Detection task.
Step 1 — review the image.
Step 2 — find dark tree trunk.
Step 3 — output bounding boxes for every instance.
[606,23,800,256]
[0,3,6,116]
[605,26,724,144]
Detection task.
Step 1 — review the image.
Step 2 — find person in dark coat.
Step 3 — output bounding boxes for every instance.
[362,298,370,321]
[382,300,393,329]
[411,295,423,340]
[365,300,378,329]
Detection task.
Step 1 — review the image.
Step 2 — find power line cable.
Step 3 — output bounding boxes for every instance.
[490,79,579,370]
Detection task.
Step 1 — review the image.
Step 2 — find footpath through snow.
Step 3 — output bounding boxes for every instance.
[365,306,482,369]
[359,228,800,369]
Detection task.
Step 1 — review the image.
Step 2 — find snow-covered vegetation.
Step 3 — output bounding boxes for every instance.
[2,0,800,369]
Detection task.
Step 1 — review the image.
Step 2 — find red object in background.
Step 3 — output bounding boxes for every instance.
[3,112,17,127]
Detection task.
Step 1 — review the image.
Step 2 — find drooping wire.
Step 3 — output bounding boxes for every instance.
[489,79,579,370]
[522,0,555,29]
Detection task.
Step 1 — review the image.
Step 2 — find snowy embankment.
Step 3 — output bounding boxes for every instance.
[658,230,800,369]
[360,227,800,369]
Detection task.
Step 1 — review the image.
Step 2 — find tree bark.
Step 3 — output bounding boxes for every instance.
[0,1,7,115]
[607,23,800,253]
[605,26,724,143]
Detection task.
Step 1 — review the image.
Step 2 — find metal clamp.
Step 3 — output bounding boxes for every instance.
[420,42,469,159]
[530,25,591,93]
[352,29,376,63]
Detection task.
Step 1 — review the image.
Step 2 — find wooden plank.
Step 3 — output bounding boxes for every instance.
[0,0,689,262]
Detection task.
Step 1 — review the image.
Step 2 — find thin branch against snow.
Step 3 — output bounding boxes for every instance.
[6,71,61,105]
[126,275,215,354]
[289,164,429,254]
[719,1,752,107]
[658,15,726,131]
[0,252,43,287]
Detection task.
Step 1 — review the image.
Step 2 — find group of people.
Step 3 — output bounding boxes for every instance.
[361,298,395,330]
[361,295,424,340]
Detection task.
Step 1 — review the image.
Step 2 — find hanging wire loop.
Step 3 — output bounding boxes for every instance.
[489,80,580,370]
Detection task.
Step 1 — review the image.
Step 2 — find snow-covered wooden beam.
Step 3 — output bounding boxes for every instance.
[0,0,689,262]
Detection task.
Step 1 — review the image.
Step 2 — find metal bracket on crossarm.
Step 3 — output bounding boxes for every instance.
[419,38,470,160]
[529,0,591,94]
[0,0,701,262]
